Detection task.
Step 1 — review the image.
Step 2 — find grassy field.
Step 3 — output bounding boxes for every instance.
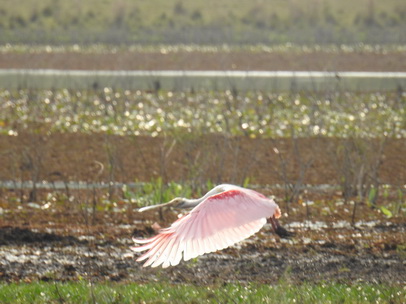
[0,281,404,304]
[0,0,405,44]
[1,89,404,138]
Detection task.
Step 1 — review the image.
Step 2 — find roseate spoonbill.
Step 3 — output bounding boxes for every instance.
[132,184,292,268]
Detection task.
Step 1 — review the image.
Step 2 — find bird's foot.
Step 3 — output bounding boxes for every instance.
[274,226,295,238]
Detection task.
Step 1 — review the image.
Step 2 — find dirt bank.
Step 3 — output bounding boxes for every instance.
[0,133,405,187]
[1,51,406,72]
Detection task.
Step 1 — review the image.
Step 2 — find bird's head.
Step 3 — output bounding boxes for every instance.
[168,197,185,208]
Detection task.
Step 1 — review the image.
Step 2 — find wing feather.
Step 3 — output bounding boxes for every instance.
[132,235,159,244]
[142,234,173,267]
[183,236,192,261]
[151,236,176,268]
[206,233,218,253]
[188,239,197,260]
[172,241,184,266]
[131,235,163,253]
[193,238,202,259]
[163,236,180,268]
[136,234,168,262]
[132,186,279,267]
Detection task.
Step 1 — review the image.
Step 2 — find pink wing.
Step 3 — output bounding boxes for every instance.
[131,188,280,268]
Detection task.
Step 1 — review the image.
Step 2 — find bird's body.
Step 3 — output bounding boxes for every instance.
[132,184,287,268]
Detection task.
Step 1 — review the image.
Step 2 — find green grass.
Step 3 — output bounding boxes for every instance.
[0,0,405,44]
[0,281,404,304]
[2,0,403,28]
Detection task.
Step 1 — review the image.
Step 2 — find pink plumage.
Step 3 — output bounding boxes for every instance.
[131,184,282,268]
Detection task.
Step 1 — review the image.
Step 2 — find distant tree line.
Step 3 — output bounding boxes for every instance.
[0,0,405,44]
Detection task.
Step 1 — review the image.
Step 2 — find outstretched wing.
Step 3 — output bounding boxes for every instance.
[131,188,280,268]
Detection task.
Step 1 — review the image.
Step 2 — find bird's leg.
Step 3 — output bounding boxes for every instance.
[267,215,294,238]
[267,215,279,231]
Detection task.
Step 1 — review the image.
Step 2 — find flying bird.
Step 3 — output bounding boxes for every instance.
[131,184,292,268]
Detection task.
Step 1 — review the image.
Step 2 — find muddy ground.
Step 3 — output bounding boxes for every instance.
[0,133,405,186]
[0,133,405,284]
[0,201,405,285]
